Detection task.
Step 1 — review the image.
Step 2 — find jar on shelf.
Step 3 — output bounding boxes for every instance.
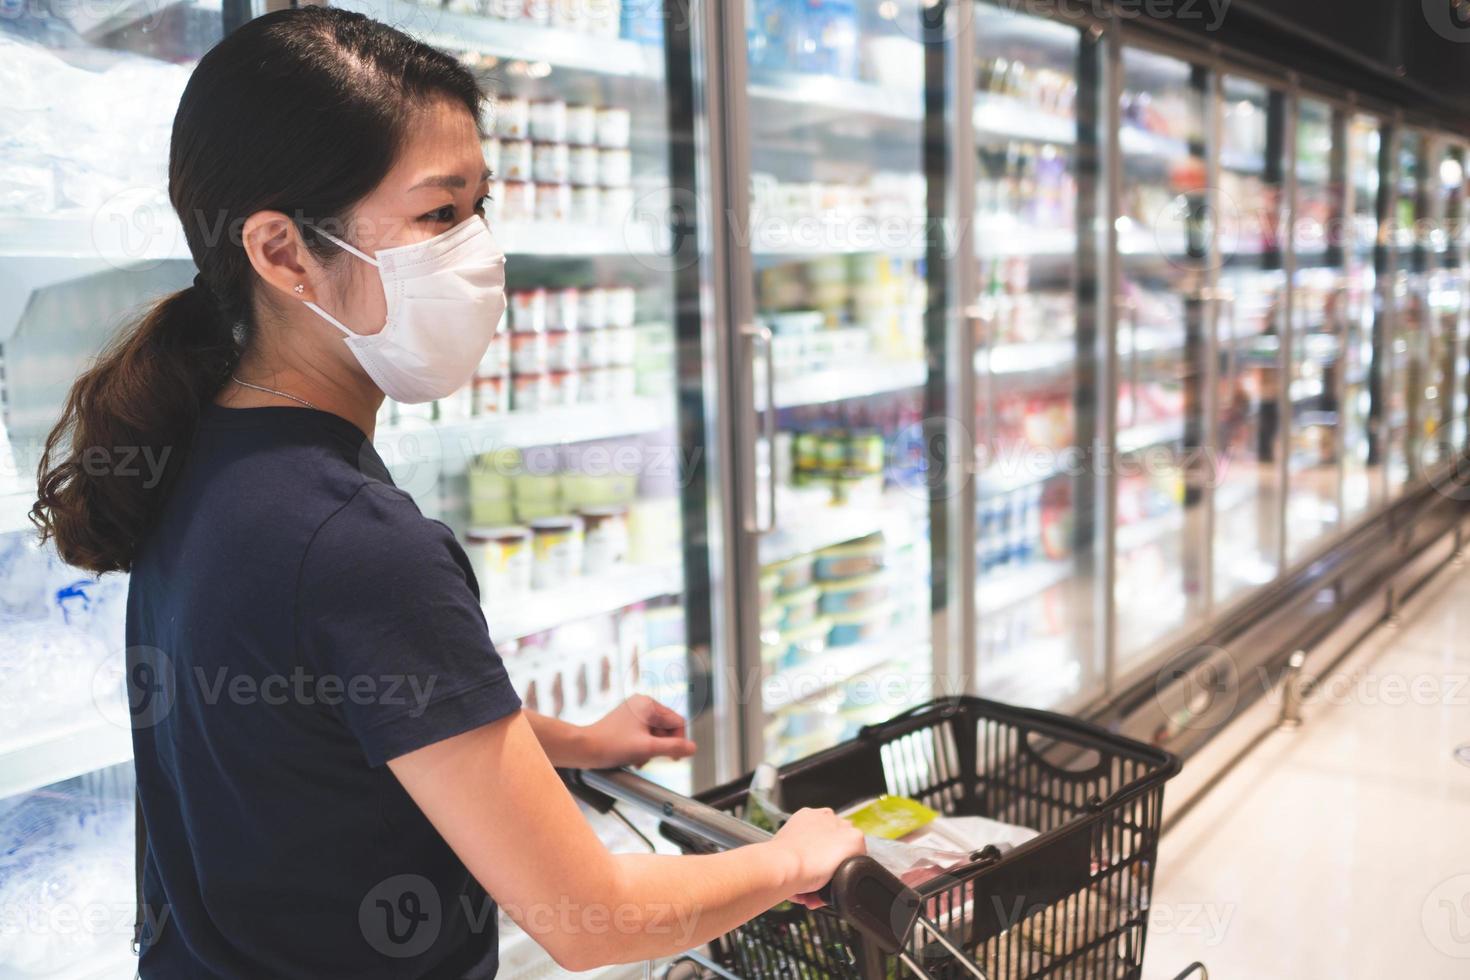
[510,289,547,334]
[545,329,578,372]
[501,180,536,223]
[511,332,547,376]
[467,525,533,595]
[570,145,600,187]
[600,186,634,226]
[479,330,510,376]
[532,141,570,184]
[529,99,567,143]
[606,286,636,328]
[545,369,579,407]
[547,287,580,332]
[581,505,629,575]
[579,327,612,370]
[598,147,632,188]
[579,367,612,403]
[530,515,585,590]
[579,286,609,330]
[512,372,549,413]
[494,96,529,140]
[606,326,637,367]
[566,103,597,146]
[595,106,631,148]
[570,185,601,225]
[474,373,509,415]
[535,182,571,223]
[500,138,533,181]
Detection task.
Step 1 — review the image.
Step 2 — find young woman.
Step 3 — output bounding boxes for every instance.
[32,8,864,977]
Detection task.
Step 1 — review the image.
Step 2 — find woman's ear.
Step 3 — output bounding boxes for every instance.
[241,211,319,303]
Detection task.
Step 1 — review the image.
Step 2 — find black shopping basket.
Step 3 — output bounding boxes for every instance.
[569,695,1181,980]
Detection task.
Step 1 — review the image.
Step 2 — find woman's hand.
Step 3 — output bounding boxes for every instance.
[769,807,867,908]
[581,694,697,768]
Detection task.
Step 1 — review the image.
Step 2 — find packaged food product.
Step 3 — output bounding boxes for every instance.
[578,367,611,403]
[813,534,886,580]
[479,330,509,376]
[778,617,830,671]
[579,286,609,329]
[578,327,613,369]
[544,329,578,372]
[843,795,938,840]
[528,99,567,143]
[535,182,571,223]
[566,103,597,145]
[468,459,516,526]
[467,525,533,594]
[501,180,536,222]
[606,326,637,366]
[544,369,579,407]
[512,372,549,413]
[510,289,547,333]
[532,141,570,184]
[606,286,637,328]
[530,516,585,590]
[770,553,815,593]
[547,287,580,331]
[501,138,533,180]
[826,601,895,647]
[510,332,547,375]
[595,106,631,148]
[581,505,629,574]
[570,184,601,224]
[481,137,501,176]
[599,148,632,188]
[474,374,509,415]
[777,585,820,631]
[818,573,889,615]
[494,96,529,139]
[570,144,600,186]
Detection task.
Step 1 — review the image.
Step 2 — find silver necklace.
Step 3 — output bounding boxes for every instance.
[231,376,320,411]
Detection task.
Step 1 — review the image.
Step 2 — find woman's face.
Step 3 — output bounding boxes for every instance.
[318,97,489,337]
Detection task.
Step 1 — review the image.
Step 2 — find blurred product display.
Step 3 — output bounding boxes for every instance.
[4,2,1470,978]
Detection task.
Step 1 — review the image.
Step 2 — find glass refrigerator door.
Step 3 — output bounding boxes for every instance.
[0,4,222,976]
[1427,142,1465,462]
[1285,97,1344,561]
[971,2,1104,707]
[1212,75,1285,603]
[333,2,732,799]
[739,2,935,765]
[1452,146,1470,453]
[1115,46,1210,667]
[1344,112,1385,518]
[1387,129,1427,491]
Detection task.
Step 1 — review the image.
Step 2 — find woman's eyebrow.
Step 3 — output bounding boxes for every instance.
[408,169,493,191]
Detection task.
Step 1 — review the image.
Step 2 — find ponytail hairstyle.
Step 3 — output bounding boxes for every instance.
[32,7,484,574]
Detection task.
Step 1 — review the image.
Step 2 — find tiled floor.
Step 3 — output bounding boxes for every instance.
[1142,560,1470,979]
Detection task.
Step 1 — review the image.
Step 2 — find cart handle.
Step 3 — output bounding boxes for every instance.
[565,767,923,956]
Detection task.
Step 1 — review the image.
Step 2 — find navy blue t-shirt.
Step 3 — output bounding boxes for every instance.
[127,404,522,978]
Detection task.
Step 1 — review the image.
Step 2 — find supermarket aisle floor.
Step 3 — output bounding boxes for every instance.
[1142,560,1470,980]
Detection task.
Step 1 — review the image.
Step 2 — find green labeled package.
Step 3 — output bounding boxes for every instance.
[843,795,939,840]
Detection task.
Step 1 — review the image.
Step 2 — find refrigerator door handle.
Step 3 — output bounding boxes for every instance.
[741,322,777,535]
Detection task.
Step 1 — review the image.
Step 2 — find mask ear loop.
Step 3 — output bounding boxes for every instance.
[299,222,380,338]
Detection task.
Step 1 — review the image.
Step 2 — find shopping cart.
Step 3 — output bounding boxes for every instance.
[567,696,1183,980]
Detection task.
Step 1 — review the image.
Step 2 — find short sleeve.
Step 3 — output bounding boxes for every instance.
[296,483,521,766]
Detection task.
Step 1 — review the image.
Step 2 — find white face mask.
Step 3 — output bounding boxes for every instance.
[302,215,508,404]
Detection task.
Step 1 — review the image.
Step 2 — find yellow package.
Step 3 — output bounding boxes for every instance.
[843,795,939,840]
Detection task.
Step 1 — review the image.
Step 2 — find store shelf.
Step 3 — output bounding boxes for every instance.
[1117,418,1185,454]
[749,222,925,258]
[496,221,669,257]
[973,93,1074,145]
[0,717,133,801]
[765,637,918,712]
[767,360,927,409]
[973,219,1075,257]
[337,0,663,79]
[375,397,671,461]
[1120,125,1194,161]
[977,558,1073,615]
[984,339,1074,379]
[483,561,682,641]
[748,70,920,123]
[759,491,919,566]
[0,488,33,536]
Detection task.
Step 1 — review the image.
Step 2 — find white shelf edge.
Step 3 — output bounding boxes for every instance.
[375,397,672,462]
[748,70,921,122]
[767,360,927,409]
[484,561,682,641]
[977,558,1074,615]
[0,716,133,801]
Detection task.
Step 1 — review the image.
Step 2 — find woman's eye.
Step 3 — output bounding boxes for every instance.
[421,204,457,223]
[474,194,492,216]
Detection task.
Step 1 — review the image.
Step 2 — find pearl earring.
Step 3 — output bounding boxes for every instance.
[293,284,305,294]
